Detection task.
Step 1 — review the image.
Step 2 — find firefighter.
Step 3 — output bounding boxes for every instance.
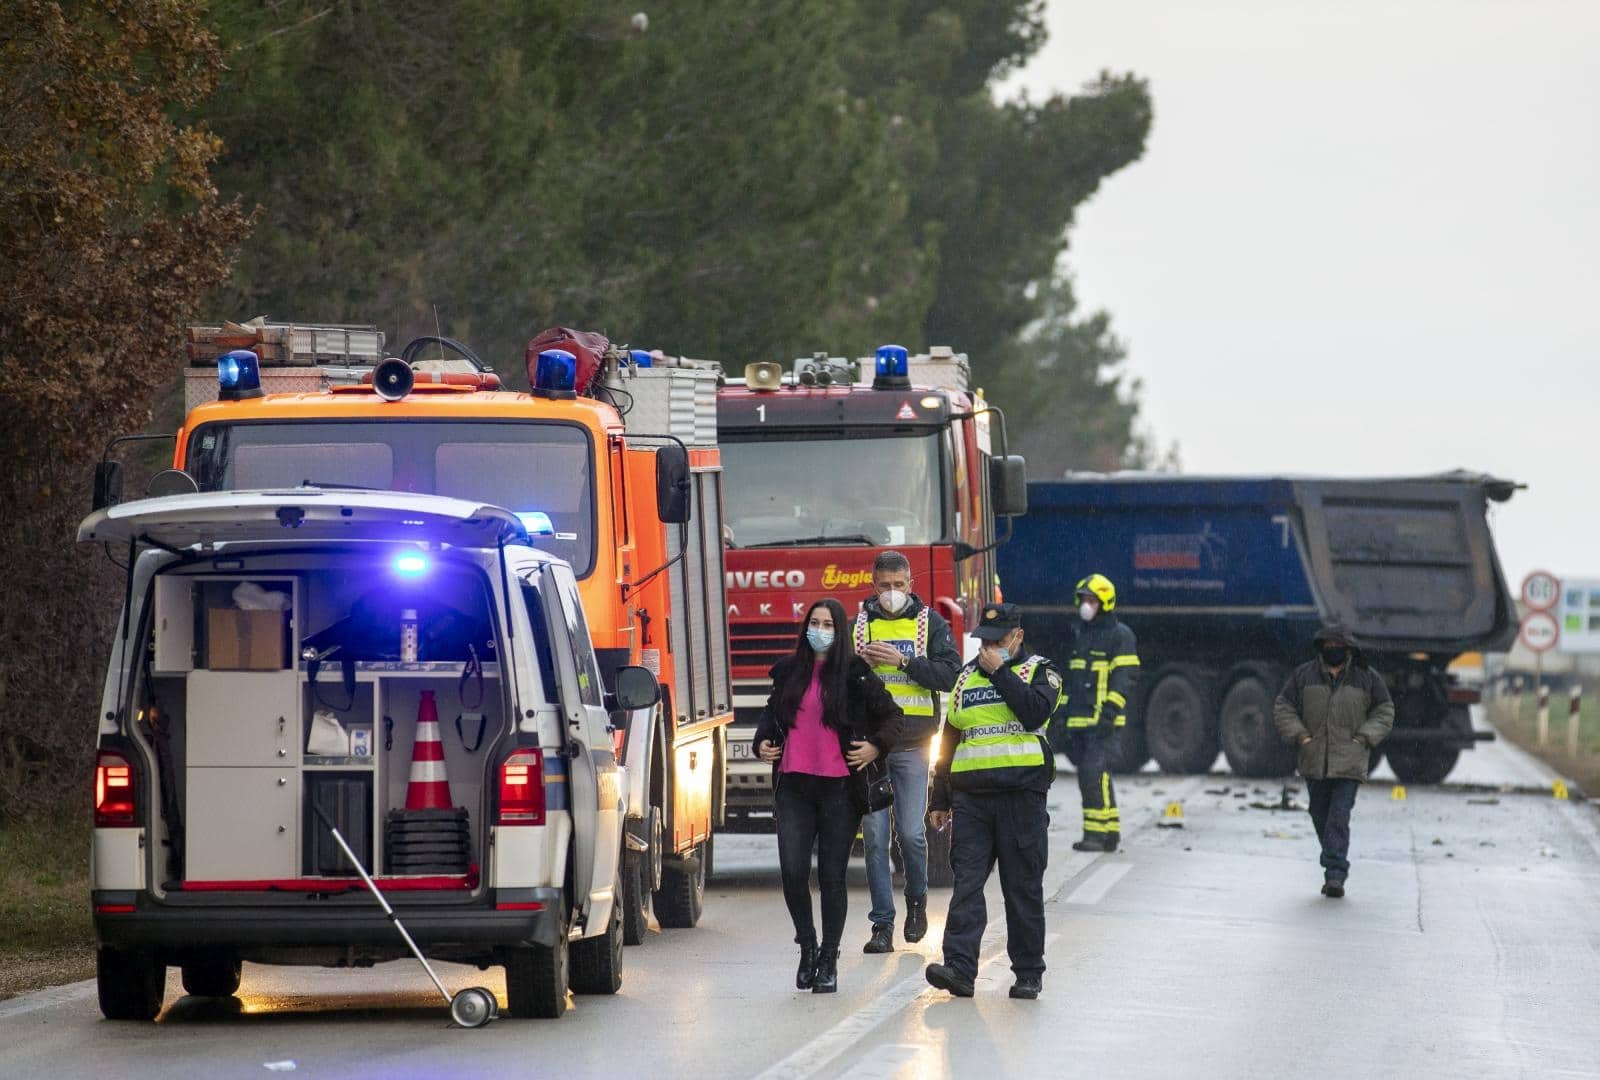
[1058,573,1140,853]
[925,603,1060,1000]
[855,551,961,954]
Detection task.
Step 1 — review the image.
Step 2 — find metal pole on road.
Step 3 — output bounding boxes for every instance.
[1567,684,1583,758]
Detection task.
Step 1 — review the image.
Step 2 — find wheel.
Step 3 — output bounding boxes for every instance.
[1143,664,1220,774]
[621,806,661,946]
[1109,719,1152,774]
[1386,703,1467,786]
[1218,664,1295,778]
[450,986,498,1028]
[505,907,569,1018]
[180,951,241,997]
[571,864,625,995]
[925,813,954,887]
[97,947,165,1021]
[653,836,709,929]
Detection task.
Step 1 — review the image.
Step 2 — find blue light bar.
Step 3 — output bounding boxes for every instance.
[517,511,555,535]
[533,349,577,399]
[393,551,430,577]
[872,344,910,389]
[628,349,654,368]
[217,349,263,399]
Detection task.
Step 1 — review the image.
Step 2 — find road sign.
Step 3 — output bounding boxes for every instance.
[1519,610,1559,653]
[1521,570,1560,611]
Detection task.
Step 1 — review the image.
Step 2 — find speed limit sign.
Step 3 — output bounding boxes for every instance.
[1520,610,1559,653]
[1521,570,1560,611]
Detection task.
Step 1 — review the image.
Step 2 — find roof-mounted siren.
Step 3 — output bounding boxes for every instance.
[744,362,784,392]
[217,349,263,401]
[371,357,415,402]
[872,344,911,391]
[795,352,854,387]
[532,349,578,400]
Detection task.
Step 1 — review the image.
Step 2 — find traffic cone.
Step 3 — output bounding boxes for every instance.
[404,690,454,810]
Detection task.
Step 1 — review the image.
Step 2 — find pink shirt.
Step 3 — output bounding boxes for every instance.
[780,662,849,777]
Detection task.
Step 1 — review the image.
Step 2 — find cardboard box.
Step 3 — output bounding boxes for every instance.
[207,609,287,670]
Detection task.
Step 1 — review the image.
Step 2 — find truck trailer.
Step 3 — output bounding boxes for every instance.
[999,472,1521,784]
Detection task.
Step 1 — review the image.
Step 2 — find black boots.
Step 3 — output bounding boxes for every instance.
[1009,974,1043,1000]
[812,947,839,993]
[863,922,894,954]
[924,962,975,998]
[796,941,819,990]
[1072,836,1118,853]
[1321,877,1345,899]
[903,895,928,944]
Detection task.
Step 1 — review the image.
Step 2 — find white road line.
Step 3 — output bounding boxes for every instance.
[833,1044,930,1080]
[0,979,96,1021]
[1064,862,1132,906]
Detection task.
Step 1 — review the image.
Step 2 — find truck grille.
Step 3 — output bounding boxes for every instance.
[729,620,799,672]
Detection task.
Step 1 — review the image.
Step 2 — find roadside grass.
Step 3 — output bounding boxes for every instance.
[0,812,95,1000]
[1488,683,1600,796]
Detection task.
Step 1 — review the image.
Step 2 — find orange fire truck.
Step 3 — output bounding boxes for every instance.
[130,321,732,943]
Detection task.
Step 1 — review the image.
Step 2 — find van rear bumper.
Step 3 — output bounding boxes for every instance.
[91,887,564,953]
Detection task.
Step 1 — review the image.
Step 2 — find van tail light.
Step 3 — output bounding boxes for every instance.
[94,751,137,827]
[497,749,546,826]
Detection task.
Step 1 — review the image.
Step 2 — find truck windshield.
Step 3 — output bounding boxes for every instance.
[186,420,596,575]
[719,432,945,548]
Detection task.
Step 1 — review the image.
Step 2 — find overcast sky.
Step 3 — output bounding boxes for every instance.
[1004,0,1599,591]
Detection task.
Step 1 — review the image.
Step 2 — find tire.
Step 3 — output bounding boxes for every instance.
[1386,703,1467,786]
[1144,664,1220,774]
[571,864,625,995]
[505,932,569,1019]
[653,836,709,929]
[925,814,954,887]
[1219,664,1295,778]
[621,806,661,946]
[97,947,165,1021]
[180,952,241,998]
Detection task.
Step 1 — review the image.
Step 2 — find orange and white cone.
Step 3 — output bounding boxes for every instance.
[404,690,454,810]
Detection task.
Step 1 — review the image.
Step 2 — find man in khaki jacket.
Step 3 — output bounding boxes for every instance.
[1273,625,1395,898]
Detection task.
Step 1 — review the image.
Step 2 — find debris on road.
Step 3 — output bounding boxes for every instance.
[1468,798,1500,805]
[1204,787,1231,796]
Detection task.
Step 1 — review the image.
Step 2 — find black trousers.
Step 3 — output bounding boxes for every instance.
[774,772,860,950]
[1306,778,1360,880]
[1066,731,1120,841]
[941,788,1048,982]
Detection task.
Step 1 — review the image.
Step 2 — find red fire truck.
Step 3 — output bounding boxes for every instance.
[715,345,1027,847]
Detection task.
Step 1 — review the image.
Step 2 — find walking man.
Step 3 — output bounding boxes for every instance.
[925,604,1060,1000]
[855,551,960,953]
[1273,625,1395,898]
[1058,574,1139,853]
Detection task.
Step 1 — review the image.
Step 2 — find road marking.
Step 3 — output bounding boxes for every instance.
[1064,862,1132,906]
[833,1044,929,1080]
[0,979,96,1021]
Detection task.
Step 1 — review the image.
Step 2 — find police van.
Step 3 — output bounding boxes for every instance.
[79,488,654,1020]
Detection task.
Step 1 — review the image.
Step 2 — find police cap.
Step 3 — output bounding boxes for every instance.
[973,602,1022,641]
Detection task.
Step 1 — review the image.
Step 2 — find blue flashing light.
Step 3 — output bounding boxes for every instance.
[533,348,578,399]
[628,349,654,368]
[517,511,555,536]
[874,345,909,379]
[217,349,262,399]
[393,551,430,577]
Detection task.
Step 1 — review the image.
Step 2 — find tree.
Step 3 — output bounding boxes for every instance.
[0,0,247,817]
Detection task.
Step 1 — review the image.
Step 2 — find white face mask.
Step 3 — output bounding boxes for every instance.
[878,589,909,614]
[1079,601,1098,622]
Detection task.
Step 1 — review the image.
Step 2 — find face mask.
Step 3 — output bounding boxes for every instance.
[1079,601,1098,622]
[878,589,909,614]
[806,628,834,653]
[993,646,1012,663]
[1320,646,1349,667]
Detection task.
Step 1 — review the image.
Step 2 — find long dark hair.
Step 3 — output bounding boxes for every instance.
[777,598,853,731]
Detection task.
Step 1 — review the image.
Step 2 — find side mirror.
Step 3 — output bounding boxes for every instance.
[612,665,661,711]
[92,461,124,512]
[655,444,692,524]
[990,454,1027,517]
[147,469,200,498]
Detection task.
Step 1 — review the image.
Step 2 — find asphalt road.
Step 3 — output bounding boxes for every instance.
[4,716,1598,1080]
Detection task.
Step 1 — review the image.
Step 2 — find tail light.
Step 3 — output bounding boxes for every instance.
[497,749,546,825]
[1447,686,1482,704]
[94,750,137,827]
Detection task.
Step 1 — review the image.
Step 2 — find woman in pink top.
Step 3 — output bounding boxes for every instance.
[753,599,902,994]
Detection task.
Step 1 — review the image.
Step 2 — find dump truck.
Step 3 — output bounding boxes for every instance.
[998,472,1521,784]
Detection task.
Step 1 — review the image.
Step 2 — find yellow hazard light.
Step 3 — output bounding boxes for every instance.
[919,395,941,409]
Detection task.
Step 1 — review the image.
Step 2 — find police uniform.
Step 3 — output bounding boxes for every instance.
[1058,574,1140,853]
[925,603,1059,1000]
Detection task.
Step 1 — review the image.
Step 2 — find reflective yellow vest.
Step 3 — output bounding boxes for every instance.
[853,608,934,721]
[948,656,1049,774]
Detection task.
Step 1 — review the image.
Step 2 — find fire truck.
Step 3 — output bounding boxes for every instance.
[715,345,1027,854]
[107,321,733,947]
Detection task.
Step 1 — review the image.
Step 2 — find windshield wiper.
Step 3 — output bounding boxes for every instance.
[742,534,878,549]
[298,479,379,491]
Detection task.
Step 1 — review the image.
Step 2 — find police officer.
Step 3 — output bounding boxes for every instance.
[925,603,1060,1001]
[1058,574,1140,853]
[854,551,961,954]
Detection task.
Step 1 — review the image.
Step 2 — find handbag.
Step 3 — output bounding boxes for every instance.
[850,757,894,815]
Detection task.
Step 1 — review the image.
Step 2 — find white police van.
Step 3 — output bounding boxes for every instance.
[79,488,653,1020]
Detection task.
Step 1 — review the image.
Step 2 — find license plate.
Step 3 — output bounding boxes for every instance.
[728,740,754,760]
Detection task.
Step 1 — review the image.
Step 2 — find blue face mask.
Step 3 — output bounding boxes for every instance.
[806,628,834,653]
[993,645,1012,663]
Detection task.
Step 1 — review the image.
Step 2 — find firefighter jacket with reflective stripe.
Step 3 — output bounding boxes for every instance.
[853,595,960,746]
[931,655,1059,810]
[1061,614,1140,730]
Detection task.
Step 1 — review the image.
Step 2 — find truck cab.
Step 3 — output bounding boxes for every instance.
[81,490,654,1020]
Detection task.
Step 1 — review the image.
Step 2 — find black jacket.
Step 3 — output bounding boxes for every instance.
[1060,612,1140,732]
[858,594,961,745]
[752,655,904,798]
[930,655,1059,810]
